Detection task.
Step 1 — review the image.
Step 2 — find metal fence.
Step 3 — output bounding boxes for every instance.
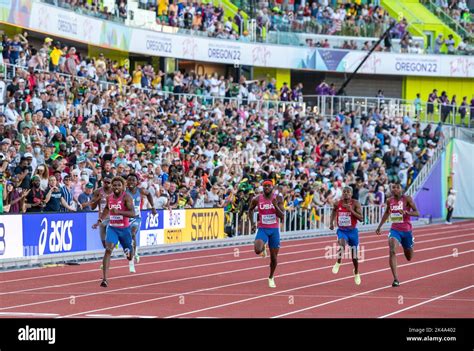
[405,136,449,198]
[2,61,471,128]
[306,94,474,128]
[225,204,386,237]
[0,63,305,112]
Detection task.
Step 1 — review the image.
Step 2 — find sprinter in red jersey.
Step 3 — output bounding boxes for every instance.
[249,180,284,288]
[95,177,136,287]
[330,186,364,285]
[376,182,420,287]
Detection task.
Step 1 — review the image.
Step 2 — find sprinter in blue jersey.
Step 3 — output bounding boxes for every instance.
[126,173,156,272]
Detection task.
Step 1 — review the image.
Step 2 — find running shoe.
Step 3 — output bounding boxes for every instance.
[100,279,108,288]
[260,246,267,258]
[332,262,341,274]
[392,279,400,287]
[124,248,131,260]
[354,270,361,285]
[135,253,140,263]
[268,277,276,288]
[129,260,136,273]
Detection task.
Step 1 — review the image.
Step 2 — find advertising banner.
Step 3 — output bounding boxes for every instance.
[86,211,104,251]
[138,210,165,247]
[163,209,185,244]
[0,214,24,259]
[17,2,474,77]
[182,208,225,242]
[164,228,184,244]
[453,139,474,218]
[0,207,226,262]
[163,209,186,229]
[414,158,443,219]
[28,2,102,45]
[22,212,87,256]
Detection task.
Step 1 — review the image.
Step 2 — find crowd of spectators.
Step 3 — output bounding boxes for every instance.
[50,0,249,40]
[265,2,395,38]
[429,0,473,35]
[0,35,446,223]
[1,31,306,103]
[44,0,421,53]
[41,0,474,55]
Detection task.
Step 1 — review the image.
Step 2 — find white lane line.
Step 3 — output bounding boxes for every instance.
[3,230,471,297]
[0,231,343,280]
[378,285,474,318]
[2,225,471,284]
[2,239,471,316]
[3,237,468,314]
[165,250,474,318]
[11,290,474,302]
[272,266,474,318]
[0,312,59,317]
[62,244,474,318]
[85,314,157,319]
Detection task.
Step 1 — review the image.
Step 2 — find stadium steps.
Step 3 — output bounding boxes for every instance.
[381,0,461,52]
[406,136,450,198]
[203,0,249,33]
[421,0,473,43]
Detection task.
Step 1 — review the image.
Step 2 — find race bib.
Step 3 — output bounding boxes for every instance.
[338,213,351,227]
[262,214,277,225]
[390,212,403,223]
[110,215,124,226]
[134,205,141,217]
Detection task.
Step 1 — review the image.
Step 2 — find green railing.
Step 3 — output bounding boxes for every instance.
[423,0,473,43]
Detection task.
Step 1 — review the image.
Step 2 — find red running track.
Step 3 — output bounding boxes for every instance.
[0,221,473,318]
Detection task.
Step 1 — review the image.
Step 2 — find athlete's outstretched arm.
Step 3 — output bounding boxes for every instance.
[329,204,338,230]
[94,197,110,229]
[141,188,157,214]
[352,200,364,222]
[248,196,259,231]
[376,199,391,235]
[82,189,101,210]
[405,196,420,217]
[271,195,285,220]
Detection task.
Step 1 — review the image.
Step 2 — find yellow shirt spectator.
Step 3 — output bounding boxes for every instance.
[132,69,142,85]
[184,128,196,143]
[136,142,146,153]
[116,73,127,92]
[50,47,62,66]
[348,7,357,17]
[302,193,313,209]
[158,0,169,16]
[152,75,162,88]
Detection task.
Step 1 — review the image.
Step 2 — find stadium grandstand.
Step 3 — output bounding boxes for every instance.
[0,0,473,335]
